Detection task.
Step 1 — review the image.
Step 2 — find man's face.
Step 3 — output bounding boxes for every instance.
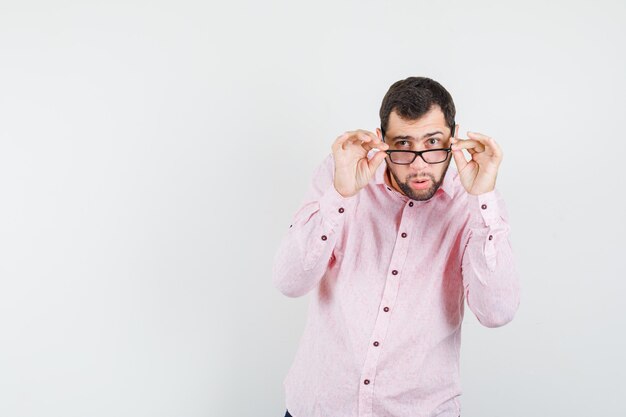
[377,106,453,201]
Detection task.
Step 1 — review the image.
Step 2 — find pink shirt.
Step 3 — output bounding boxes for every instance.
[272,152,520,417]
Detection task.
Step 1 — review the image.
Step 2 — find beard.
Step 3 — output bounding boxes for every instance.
[388,160,450,201]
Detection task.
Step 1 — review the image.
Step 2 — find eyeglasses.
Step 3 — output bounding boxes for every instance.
[381,133,451,165]
[381,124,454,165]
[384,148,452,165]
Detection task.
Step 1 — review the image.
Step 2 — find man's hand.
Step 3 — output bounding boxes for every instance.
[331,130,389,198]
[450,124,503,196]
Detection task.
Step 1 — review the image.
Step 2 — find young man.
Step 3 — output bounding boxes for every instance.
[272,77,520,417]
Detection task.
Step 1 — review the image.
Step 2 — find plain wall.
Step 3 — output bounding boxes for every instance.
[1,0,624,416]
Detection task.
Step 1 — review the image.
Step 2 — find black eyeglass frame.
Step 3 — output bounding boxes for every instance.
[380,122,455,165]
[384,148,452,165]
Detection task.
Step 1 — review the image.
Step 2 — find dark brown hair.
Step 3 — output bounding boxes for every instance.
[379,76,456,136]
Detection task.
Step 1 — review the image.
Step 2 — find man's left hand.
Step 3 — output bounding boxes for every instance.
[450,124,503,196]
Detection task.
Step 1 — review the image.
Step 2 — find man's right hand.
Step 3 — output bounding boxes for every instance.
[331,130,389,198]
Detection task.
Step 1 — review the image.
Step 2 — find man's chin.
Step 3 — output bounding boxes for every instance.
[408,189,438,201]
[399,182,438,201]
[387,165,447,201]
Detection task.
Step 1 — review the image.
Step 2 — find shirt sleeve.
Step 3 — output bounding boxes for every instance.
[272,153,357,298]
[460,189,521,328]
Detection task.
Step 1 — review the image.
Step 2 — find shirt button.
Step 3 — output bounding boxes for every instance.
[489,235,493,240]
[401,232,407,238]
[383,307,389,312]
[481,204,487,210]
[373,341,379,347]
[392,270,398,275]
[409,202,414,207]
[338,207,344,213]
[364,379,370,385]
[321,235,327,241]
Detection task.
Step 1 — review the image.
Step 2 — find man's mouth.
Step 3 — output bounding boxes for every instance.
[410,178,431,190]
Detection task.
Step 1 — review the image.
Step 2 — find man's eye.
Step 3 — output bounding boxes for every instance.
[428,138,440,145]
[396,140,409,147]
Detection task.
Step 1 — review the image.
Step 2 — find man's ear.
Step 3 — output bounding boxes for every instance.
[376,128,382,140]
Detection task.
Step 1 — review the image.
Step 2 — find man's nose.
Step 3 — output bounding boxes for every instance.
[409,154,429,170]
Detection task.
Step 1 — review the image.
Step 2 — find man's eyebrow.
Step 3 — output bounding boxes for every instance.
[390,131,445,140]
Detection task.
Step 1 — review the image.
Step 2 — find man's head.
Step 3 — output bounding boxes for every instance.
[377,77,456,201]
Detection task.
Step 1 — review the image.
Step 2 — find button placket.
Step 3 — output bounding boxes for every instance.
[358,205,416,417]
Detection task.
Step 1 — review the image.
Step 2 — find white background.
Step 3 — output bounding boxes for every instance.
[1,1,624,416]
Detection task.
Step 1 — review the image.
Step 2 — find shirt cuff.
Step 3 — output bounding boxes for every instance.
[468,190,501,228]
[318,184,357,228]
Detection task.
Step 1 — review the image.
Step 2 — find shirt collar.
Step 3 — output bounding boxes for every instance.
[372,152,456,200]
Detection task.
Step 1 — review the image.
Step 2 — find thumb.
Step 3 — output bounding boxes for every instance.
[451,141,468,172]
[368,149,388,174]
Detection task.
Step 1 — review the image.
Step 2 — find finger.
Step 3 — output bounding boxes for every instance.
[352,130,389,152]
[362,135,389,151]
[357,130,387,148]
[466,131,491,141]
[451,146,468,172]
[466,132,502,158]
[371,130,387,148]
[332,131,358,152]
[347,133,376,152]
[332,130,388,154]
[451,139,486,153]
[368,148,388,173]
[363,142,389,153]
[355,131,375,147]
[357,129,377,140]
[340,132,371,151]
[466,132,496,150]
